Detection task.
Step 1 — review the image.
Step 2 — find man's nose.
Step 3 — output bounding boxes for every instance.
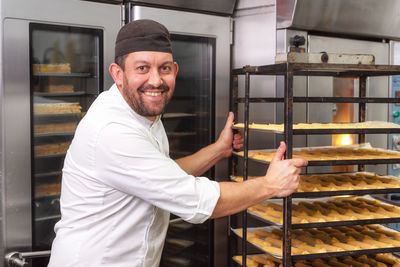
[148,69,163,87]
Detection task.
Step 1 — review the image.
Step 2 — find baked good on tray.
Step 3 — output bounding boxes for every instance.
[34,122,77,134]
[34,102,82,114]
[237,225,400,256]
[233,253,400,267]
[33,63,71,74]
[237,146,400,161]
[248,196,400,224]
[231,172,400,192]
[44,84,74,93]
[35,183,61,197]
[34,142,71,156]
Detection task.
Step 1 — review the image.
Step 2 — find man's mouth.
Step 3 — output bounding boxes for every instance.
[143,91,162,97]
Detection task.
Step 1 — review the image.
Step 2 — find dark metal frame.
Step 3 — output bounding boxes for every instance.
[229,62,400,267]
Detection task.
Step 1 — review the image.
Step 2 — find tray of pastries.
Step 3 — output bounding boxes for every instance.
[231,172,400,197]
[233,225,400,258]
[34,102,82,115]
[35,182,61,198]
[32,63,71,74]
[34,142,71,157]
[34,122,78,135]
[248,196,400,227]
[233,121,400,134]
[43,84,75,93]
[233,253,400,267]
[235,143,400,166]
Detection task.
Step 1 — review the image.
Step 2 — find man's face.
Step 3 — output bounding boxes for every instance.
[117,51,178,120]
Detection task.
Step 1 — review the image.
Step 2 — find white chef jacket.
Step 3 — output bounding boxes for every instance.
[48,84,220,267]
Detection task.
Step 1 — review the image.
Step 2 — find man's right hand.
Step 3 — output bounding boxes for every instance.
[263,141,308,197]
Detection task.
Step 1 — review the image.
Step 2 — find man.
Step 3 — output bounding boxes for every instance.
[48,19,307,267]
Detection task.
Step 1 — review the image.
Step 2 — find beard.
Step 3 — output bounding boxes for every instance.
[122,74,172,117]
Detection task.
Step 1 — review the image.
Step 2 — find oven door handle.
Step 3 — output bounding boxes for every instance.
[5,250,51,267]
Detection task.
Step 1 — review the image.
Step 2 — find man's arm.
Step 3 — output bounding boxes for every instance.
[175,112,242,176]
[211,141,307,218]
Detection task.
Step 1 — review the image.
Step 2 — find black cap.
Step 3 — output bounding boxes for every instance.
[115,19,172,58]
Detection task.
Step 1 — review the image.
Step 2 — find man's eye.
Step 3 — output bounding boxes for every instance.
[161,66,172,72]
[137,66,148,72]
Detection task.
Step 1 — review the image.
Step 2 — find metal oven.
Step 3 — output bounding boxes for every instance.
[0,0,120,266]
[123,2,233,266]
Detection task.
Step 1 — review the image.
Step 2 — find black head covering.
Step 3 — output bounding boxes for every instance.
[115,19,172,58]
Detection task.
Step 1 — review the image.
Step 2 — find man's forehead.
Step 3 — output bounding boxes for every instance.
[128,51,173,63]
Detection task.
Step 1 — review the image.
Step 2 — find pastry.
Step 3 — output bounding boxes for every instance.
[34,122,77,134]
[233,173,400,192]
[34,102,82,114]
[341,256,369,267]
[45,84,74,93]
[238,146,400,162]
[35,183,61,197]
[34,142,71,156]
[33,63,71,74]
[249,196,400,225]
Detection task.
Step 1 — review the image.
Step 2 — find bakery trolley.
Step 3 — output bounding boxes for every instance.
[229,62,400,266]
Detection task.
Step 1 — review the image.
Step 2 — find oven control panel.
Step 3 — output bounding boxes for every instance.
[390,75,400,177]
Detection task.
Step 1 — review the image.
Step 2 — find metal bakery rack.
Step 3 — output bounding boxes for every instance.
[229,62,400,266]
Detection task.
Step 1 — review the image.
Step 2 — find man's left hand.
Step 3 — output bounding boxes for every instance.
[216,112,243,158]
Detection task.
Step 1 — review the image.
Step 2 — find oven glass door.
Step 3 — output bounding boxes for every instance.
[160,34,215,267]
[29,23,103,251]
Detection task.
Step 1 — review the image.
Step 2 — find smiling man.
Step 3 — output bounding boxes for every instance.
[48,20,307,267]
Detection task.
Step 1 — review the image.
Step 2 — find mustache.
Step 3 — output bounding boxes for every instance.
[138,84,170,92]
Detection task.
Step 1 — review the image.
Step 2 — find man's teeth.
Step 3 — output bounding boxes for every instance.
[144,91,162,96]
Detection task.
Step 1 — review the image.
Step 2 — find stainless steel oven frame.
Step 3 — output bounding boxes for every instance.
[0,1,120,266]
[128,5,232,267]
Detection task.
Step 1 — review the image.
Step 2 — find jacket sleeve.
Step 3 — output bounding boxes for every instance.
[94,121,220,224]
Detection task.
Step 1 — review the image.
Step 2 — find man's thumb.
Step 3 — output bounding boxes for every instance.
[224,112,234,130]
[271,141,286,162]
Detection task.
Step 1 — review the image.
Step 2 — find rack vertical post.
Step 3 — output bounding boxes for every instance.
[358,76,367,172]
[241,71,251,266]
[283,66,294,267]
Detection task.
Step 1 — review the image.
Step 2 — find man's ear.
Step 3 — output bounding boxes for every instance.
[173,62,179,77]
[109,63,124,89]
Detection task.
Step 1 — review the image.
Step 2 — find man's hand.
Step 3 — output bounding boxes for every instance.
[216,112,243,158]
[211,141,308,219]
[263,141,308,197]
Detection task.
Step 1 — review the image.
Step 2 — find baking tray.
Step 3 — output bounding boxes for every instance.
[233,143,400,166]
[34,91,86,97]
[248,196,400,229]
[233,121,400,135]
[162,113,196,119]
[34,132,75,138]
[232,253,400,266]
[35,153,67,159]
[232,254,280,266]
[232,225,400,260]
[231,172,400,197]
[34,112,83,124]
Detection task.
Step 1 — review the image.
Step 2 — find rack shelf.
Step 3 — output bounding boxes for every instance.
[35,153,66,159]
[232,226,400,261]
[33,72,91,77]
[235,154,400,166]
[34,131,75,138]
[232,63,400,77]
[34,171,62,179]
[236,97,400,103]
[34,91,87,97]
